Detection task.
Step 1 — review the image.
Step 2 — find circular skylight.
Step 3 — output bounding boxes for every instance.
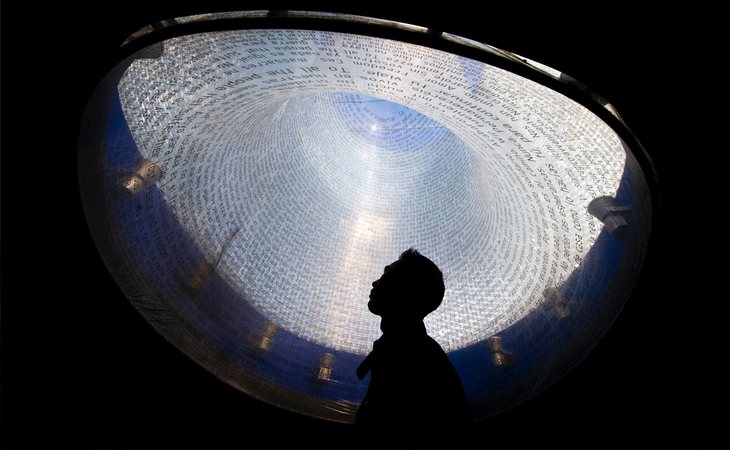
[79,14,654,422]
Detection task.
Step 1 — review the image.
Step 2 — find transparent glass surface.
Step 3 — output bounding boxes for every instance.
[79,27,653,422]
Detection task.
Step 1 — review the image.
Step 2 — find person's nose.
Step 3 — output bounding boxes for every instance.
[372,279,379,288]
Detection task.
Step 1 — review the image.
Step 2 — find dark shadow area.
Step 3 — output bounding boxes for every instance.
[2,3,728,450]
[354,248,472,441]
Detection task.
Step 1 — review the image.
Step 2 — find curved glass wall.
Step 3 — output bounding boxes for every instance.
[79,13,654,422]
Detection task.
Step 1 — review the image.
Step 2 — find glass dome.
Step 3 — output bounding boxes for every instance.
[78,11,655,422]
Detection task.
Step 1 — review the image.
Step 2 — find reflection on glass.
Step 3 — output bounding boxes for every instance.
[80,25,653,422]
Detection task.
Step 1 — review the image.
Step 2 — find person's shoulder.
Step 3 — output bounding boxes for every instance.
[424,334,446,350]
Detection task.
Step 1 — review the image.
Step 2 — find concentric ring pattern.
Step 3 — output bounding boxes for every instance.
[79,27,652,422]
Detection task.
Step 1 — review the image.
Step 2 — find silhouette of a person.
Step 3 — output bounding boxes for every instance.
[355,248,472,434]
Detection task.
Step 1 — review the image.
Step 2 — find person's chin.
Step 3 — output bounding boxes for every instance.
[367,299,381,315]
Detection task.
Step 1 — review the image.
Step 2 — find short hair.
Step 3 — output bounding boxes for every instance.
[397,248,445,318]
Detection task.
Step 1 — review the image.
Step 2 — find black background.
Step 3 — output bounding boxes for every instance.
[2,2,728,449]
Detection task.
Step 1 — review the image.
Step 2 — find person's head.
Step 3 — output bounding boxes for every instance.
[368,248,445,320]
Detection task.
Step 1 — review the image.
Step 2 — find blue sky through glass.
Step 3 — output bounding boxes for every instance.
[333,92,447,151]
